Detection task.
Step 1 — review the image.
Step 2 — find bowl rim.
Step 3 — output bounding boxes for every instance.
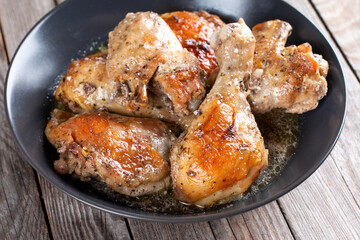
[4,0,347,223]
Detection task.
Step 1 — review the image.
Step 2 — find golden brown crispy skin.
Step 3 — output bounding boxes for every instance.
[170,19,268,206]
[45,109,176,196]
[55,52,194,128]
[55,52,108,113]
[247,20,328,113]
[107,12,205,114]
[161,11,225,87]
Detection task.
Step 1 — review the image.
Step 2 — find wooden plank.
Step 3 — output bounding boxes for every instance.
[327,89,360,205]
[311,0,360,78]
[211,202,295,240]
[276,1,360,239]
[208,218,237,240]
[124,200,293,239]
[0,0,54,58]
[0,24,50,240]
[127,201,294,240]
[239,202,294,240]
[39,178,131,240]
[128,219,215,240]
[0,0,61,239]
[223,216,253,240]
[278,159,360,239]
[312,2,360,208]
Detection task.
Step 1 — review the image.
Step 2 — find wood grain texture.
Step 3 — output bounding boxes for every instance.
[0,23,50,240]
[0,0,60,239]
[39,178,131,240]
[128,219,216,240]
[279,159,360,239]
[311,0,360,78]
[239,201,294,240]
[210,202,295,240]
[0,0,54,58]
[126,202,294,240]
[310,0,360,208]
[279,0,360,239]
[208,218,237,240]
[224,215,253,240]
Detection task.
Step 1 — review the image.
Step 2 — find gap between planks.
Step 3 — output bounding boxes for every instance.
[308,0,360,83]
[0,21,10,65]
[0,0,55,239]
[311,0,360,82]
[0,14,50,240]
[302,0,360,209]
[34,171,55,240]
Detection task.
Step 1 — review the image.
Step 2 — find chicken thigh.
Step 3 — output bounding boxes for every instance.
[45,109,176,196]
[246,20,328,113]
[55,52,193,128]
[170,19,268,206]
[107,12,205,115]
[161,11,225,87]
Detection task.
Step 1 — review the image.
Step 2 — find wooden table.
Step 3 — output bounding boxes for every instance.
[1,0,359,239]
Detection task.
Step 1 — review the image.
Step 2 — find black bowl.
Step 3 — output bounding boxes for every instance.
[5,0,346,222]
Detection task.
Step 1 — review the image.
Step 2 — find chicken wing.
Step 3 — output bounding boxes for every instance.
[45,109,176,196]
[170,19,268,206]
[107,12,205,115]
[246,20,328,113]
[161,11,225,87]
[55,52,193,128]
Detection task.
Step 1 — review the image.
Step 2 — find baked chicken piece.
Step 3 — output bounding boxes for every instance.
[161,11,225,87]
[170,19,268,206]
[107,11,205,115]
[45,109,176,196]
[246,20,328,113]
[55,52,193,128]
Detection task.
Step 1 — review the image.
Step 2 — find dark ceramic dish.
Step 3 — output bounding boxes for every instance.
[5,0,346,222]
